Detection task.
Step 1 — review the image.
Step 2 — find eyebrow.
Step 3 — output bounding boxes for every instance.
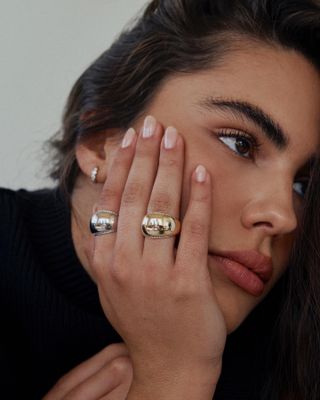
[197,96,289,150]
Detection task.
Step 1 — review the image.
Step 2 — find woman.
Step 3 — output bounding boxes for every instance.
[1,0,319,399]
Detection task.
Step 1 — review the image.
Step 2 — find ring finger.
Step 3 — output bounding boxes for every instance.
[92,127,137,263]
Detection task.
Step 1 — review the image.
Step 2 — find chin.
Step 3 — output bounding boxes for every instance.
[212,281,263,334]
[207,256,276,333]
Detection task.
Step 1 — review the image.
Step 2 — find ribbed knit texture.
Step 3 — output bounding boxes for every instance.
[0,186,281,399]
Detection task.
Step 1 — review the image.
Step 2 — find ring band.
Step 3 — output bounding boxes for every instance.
[141,213,181,239]
[90,210,119,236]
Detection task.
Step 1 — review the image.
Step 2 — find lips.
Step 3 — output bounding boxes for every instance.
[173,243,273,296]
[208,250,273,296]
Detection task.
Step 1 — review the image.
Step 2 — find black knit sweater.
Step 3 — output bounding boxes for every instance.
[0,186,281,399]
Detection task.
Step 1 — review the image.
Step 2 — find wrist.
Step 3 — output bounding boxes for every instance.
[126,362,222,400]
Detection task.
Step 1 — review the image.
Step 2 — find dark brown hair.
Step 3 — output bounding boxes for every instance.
[261,158,320,400]
[44,1,320,398]
[45,0,319,203]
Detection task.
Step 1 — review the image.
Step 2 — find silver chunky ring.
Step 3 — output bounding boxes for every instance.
[89,210,119,236]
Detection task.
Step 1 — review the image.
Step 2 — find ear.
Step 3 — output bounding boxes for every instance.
[75,130,121,184]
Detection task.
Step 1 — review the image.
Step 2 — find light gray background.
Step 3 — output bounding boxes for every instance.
[0,0,148,190]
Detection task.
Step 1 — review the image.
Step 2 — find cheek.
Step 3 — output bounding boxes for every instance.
[179,144,246,219]
[272,233,295,276]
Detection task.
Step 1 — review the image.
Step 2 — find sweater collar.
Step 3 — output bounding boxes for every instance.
[16,186,104,316]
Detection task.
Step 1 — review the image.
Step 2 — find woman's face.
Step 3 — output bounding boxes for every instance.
[131,43,320,332]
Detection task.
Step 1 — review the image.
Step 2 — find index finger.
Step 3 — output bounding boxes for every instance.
[43,343,129,399]
[176,165,212,276]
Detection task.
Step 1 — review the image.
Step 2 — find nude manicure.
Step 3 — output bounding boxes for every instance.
[164,127,178,149]
[143,115,157,138]
[195,165,207,182]
[121,127,136,148]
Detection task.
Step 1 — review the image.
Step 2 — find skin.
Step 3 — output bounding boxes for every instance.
[46,43,320,399]
[72,43,320,331]
[43,344,133,400]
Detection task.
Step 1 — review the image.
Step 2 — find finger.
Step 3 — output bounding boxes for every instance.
[143,127,184,264]
[176,165,212,277]
[98,378,132,400]
[92,128,137,268]
[115,116,164,255]
[62,356,132,400]
[43,343,129,399]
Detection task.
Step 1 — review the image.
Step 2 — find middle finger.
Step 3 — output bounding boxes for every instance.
[116,115,163,255]
[143,126,184,264]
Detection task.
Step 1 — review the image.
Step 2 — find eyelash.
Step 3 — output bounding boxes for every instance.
[214,129,310,198]
[215,129,262,160]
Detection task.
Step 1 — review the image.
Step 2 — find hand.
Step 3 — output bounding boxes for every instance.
[91,117,227,396]
[43,343,133,400]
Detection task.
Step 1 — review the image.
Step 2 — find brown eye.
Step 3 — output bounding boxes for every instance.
[235,137,251,156]
[217,133,258,159]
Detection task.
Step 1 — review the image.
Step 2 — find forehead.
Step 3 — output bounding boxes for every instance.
[156,43,320,155]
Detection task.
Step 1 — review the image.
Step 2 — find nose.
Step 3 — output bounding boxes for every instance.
[240,183,298,236]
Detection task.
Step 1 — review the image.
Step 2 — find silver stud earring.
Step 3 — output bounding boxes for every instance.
[90,167,99,183]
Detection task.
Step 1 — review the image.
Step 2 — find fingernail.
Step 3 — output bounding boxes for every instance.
[164,127,178,149]
[143,115,156,138]
[121,127,136,148]
[195,165,207,183]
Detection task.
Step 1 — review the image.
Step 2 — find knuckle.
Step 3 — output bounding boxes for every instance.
[160,155,179,169]
[122,181,144,206]
[91,252,125,285]
[186,220,206,237]
[99,186,120,205]
[174,276,198,300]
[192,190,211,203]
[149,191,172,213]
[108,253,131,284]
[110,356,133,377]
[109,264,129,285]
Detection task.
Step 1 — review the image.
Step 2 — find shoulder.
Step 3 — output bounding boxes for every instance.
[0,186,60,247]
[0,187,37,224]
[0,186,18,207]
[0,186,63,285]
[0,187,21,229]
[0,186,60,216]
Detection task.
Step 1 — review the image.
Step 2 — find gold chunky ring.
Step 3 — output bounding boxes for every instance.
[90,210,119,236]
[141,213,181,239]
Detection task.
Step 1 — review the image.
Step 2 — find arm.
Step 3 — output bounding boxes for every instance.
[126,363,221,400]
